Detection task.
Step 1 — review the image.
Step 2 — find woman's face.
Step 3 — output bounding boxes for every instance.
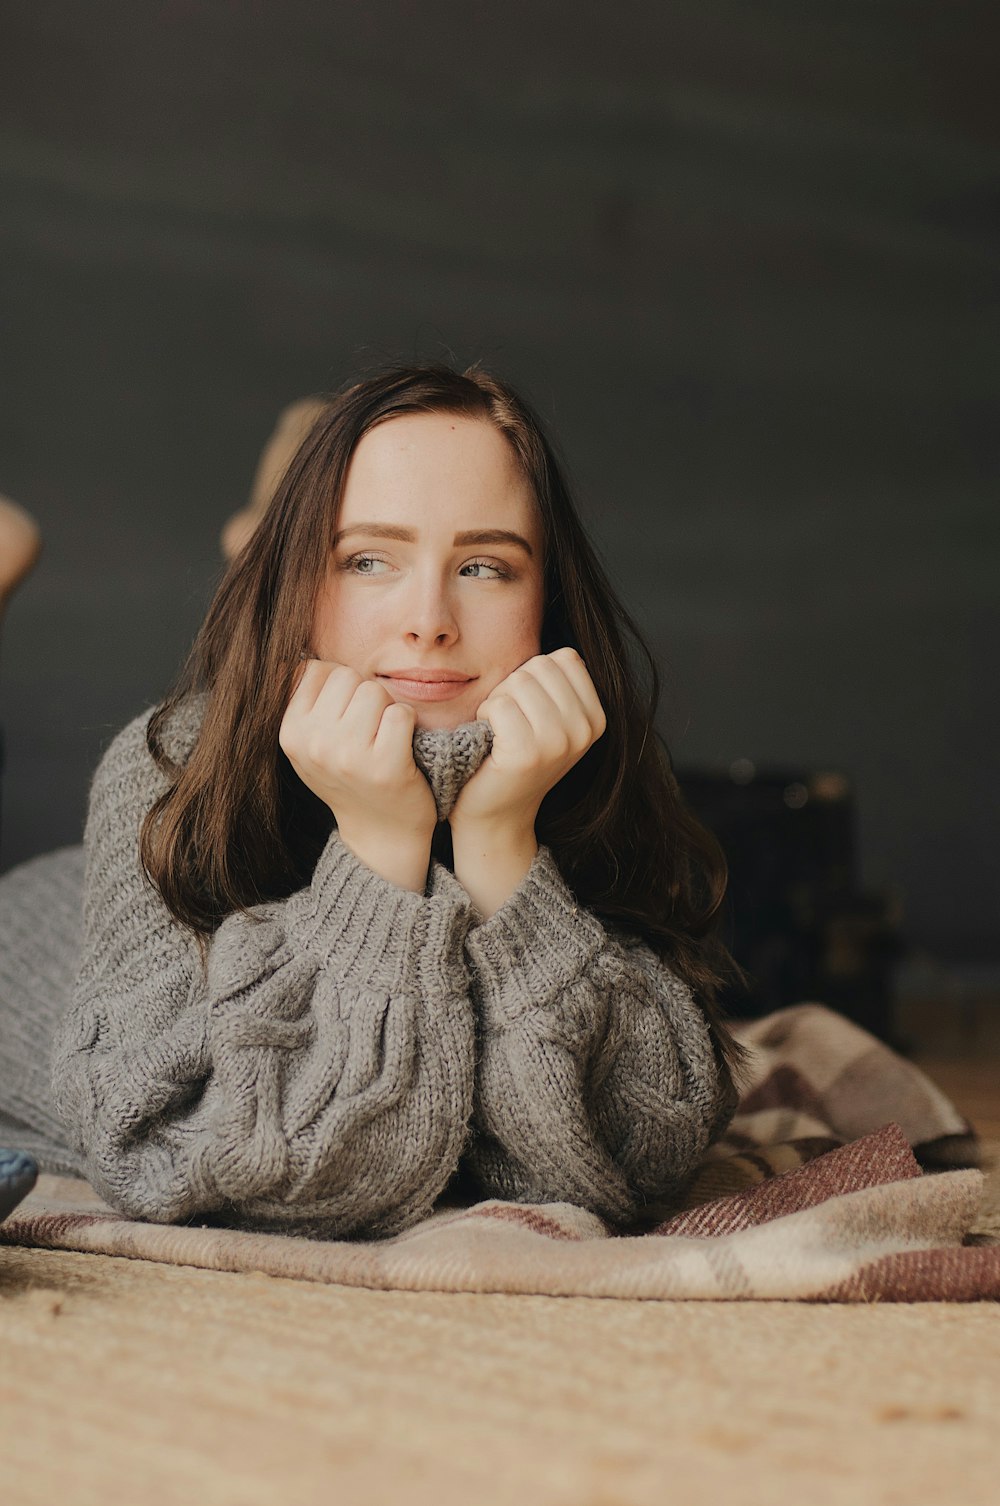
[310,411,546,731]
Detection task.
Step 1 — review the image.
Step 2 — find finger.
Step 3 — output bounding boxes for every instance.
[336,675,396,748]
[307,662,371,725]
[489,666,567,748]
[479,691,534,749]
[489,653,595,749]
[517,654,596,743]
[539,648,607,737]
[372,699,417,761]
[285,658,340,717]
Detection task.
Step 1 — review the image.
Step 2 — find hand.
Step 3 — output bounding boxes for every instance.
[449,647,607,834]
[279,660,438,846]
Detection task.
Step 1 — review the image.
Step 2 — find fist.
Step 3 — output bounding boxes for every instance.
[279,660,438,840]
[449,647,607,830]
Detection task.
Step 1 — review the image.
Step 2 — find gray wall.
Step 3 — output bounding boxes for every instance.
[1,2,997,962]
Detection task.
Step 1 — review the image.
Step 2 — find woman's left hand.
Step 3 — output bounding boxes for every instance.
[449,647,607,834]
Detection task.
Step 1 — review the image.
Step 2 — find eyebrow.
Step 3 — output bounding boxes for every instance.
[333,523,535,558]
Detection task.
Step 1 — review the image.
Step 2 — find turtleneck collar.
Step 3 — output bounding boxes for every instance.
[411,719,494,820]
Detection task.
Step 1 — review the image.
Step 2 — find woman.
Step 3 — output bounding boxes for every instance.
[0,362,753,1240]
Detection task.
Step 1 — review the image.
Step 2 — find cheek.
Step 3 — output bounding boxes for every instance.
[518,579,546,653]
[311,580,369,658]
[482,584,544,663]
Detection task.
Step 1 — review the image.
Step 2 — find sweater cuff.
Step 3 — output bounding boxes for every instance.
[426,858,473,909]
[297,829,473,994]
[462,844,607,1028]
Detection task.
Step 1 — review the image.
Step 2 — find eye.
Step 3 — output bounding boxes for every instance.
[461,559,513,580]
[342,553,391,576]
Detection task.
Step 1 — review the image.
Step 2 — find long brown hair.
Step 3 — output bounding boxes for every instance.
[142,362,754,1088]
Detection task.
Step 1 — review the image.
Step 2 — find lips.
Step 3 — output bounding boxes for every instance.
[378,670,478,703]
[378,670,474,683]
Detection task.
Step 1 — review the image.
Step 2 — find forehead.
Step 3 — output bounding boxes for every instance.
[340,412,539,533]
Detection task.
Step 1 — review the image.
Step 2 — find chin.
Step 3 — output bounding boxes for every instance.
[410,704,475,733]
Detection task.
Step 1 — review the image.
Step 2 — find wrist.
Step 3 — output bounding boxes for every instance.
[450,820,539,920]
[449,810,537,848]
[334,820,433,894]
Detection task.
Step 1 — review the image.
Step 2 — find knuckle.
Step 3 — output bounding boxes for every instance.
[357,677,391,704]
[304,731,333,767]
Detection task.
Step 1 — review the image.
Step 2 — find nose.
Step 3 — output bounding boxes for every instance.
[401,568,459,647]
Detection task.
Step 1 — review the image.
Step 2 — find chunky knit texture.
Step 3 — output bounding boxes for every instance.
[412,718,494,819]
[0,696,738,1240]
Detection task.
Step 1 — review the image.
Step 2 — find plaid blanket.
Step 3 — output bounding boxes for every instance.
[3,1004,998,1301]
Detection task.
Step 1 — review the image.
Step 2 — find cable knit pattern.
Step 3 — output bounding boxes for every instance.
[428,852,740,1227]
[46,698,478,1240]
[0,697,737,1239]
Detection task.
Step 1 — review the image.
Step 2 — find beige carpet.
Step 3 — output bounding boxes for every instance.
[2,1238,999,1506]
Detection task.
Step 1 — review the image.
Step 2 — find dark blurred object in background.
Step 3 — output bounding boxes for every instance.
[676,760,907,1050]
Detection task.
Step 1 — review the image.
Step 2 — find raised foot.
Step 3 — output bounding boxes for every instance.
[0,495,42,608]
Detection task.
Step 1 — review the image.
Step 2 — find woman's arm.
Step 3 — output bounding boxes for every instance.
[429,846,738,1229]
[432,647,735,1227]
[50,708,477,1239]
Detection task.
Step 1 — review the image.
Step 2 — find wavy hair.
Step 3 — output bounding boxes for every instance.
[141,362,754,1089]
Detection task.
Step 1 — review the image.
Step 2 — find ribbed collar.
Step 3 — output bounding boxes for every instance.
[412,719,494,820]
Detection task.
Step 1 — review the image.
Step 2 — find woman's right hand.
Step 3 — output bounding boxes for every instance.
[279,660,438,890]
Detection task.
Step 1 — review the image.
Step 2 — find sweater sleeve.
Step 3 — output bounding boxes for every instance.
[50,709,477,1240]
[428,845,739,1230]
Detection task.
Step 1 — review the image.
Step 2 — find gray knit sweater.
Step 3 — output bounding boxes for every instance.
[0,696,738,1240]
